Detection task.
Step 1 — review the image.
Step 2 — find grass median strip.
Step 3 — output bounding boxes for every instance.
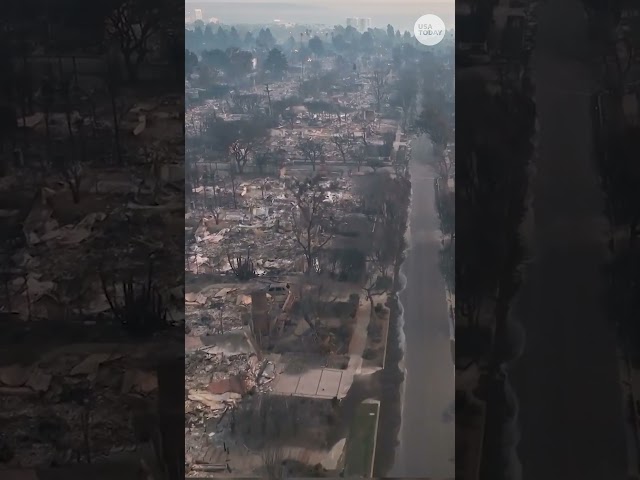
[344,400,380,477]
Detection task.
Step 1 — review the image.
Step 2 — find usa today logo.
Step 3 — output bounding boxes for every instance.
[414,14,446,46]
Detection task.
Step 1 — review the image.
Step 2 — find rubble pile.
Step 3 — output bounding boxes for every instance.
[1,93,185,323]
[185,287,255,336]
[184,59,408,477]
[0,351,158,468]
[1,86,185,474]
[186,351,277,424]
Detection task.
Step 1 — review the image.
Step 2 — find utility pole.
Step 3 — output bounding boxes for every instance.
[264,84,273,117]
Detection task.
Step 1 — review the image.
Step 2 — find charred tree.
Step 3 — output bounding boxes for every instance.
[227,248,257,280]
[100,259,169,337]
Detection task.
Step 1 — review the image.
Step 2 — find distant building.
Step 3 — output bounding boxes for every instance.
[347,17,371,32]
[358,17,371,31]
[208,17,220,24]
[194,9,203,21]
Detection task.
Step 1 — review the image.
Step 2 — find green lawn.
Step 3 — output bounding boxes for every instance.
[344,400,380,477]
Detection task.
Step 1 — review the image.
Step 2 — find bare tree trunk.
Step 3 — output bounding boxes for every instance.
[124,52,139,83]
[108,82,123,165]
[44,105,51,162]
[81,406,92,464]
[306,254,313,274]
[70,178,81,204]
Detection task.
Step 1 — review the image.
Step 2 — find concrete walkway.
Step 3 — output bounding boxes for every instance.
[271,300,373,400]
[283,438,347,470]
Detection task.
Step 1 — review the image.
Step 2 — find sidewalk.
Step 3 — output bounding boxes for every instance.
[283,438,346,470]
[271,299,372,399]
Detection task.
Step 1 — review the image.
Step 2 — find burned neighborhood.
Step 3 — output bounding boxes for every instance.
[0,1,455,479]
[1,1,184,479]
[185,8,454,478]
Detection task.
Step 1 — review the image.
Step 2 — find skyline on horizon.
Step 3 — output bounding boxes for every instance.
[185,0,454,33]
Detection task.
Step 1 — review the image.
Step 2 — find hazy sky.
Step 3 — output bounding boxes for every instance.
[185,0,454,32]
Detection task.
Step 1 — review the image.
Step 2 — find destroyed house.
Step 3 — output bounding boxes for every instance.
[208,374,248,395]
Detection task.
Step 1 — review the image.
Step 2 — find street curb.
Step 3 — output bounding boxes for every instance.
[364,399,381,478]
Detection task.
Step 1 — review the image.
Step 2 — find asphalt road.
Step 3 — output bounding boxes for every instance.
[389,135,455,478]
[508,51,629,479]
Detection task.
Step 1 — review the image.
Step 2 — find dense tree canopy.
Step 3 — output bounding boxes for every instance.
[264,48,288,78]
[308,36,324,56]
